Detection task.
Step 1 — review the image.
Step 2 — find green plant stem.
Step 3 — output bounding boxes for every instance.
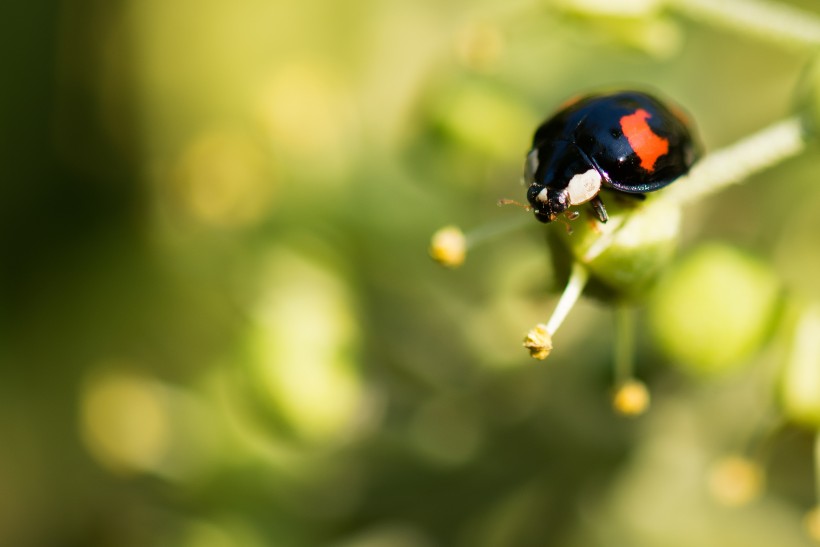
[656,115,807,208]
[668,0,820,47]
[614,305,636,385]
[574,117,805,278]
[815,429,820,504]
[546,262,589,335]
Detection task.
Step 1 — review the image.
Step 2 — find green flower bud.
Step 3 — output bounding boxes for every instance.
[648,244,781,376]
[779,305,820,427]
[548,196,682,301]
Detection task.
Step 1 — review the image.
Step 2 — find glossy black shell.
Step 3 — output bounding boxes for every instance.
[528,91,698,196]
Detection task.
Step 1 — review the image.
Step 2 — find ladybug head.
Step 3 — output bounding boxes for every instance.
[527,184,568,223]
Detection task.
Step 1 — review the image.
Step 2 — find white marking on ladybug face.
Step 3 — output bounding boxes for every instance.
[566,168,602,205]
[535,187,549,204]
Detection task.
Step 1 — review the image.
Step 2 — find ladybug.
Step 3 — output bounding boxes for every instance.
[525,90,699,223]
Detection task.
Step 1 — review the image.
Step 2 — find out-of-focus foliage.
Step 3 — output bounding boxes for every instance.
[2,0,820,546]
[649,243,782,375]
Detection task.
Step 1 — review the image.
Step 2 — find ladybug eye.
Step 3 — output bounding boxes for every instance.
[524,149,539,183]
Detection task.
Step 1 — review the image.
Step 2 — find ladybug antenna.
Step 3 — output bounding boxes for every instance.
[558,215,574,235]
[497,198,531,211]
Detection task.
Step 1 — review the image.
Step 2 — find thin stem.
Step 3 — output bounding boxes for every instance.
[545,262,589,335]
[464,212,532,248]
[656,116,807,208]
[668,0,820,48]
[574,117,806,274]
[815,429,820,504]
[582,216,625,263]
[614,305,636,385]
[430,213,533,268]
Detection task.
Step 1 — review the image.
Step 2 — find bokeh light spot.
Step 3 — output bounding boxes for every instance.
[435,84,534,160]
[559,0,661,17]
[257,62,359,176]
[247,247,368,445]
[780,305,820,426]
[409,397,482,466]
[805,506,820,542]
[649,244,780,375]
[331,523,434,547]
[172,129,273,228]
[707,455,764,507]
[80,371,170,475]
[454,21,505,71]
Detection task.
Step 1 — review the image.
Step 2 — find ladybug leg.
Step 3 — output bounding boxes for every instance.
[590,195,609,223]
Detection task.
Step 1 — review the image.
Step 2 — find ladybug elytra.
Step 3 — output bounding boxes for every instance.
[525,91,699,223]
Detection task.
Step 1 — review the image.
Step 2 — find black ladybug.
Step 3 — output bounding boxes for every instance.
[525,91,699,223]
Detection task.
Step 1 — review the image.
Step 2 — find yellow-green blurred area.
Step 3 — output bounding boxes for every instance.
[4,0,820,545]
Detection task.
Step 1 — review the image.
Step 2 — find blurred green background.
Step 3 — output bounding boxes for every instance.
[4,0,820,545]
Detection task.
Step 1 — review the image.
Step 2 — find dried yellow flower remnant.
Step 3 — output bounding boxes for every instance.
[429,226,467,268]
[612,380,651,416]
[523,324,553,360]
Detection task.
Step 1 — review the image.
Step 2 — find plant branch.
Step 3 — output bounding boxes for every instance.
[614,305,636,385]
[546,262,589,335]
[668,0,820,48]
[656,115,807,208]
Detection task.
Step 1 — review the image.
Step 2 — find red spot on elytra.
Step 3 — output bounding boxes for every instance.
[619,109,669,172]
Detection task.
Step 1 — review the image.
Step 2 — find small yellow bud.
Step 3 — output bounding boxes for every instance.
[805,506,820,542]
[612,380,650,416]
[707,455,764,507]
[523,324,552,360]
[429,226,467,268]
